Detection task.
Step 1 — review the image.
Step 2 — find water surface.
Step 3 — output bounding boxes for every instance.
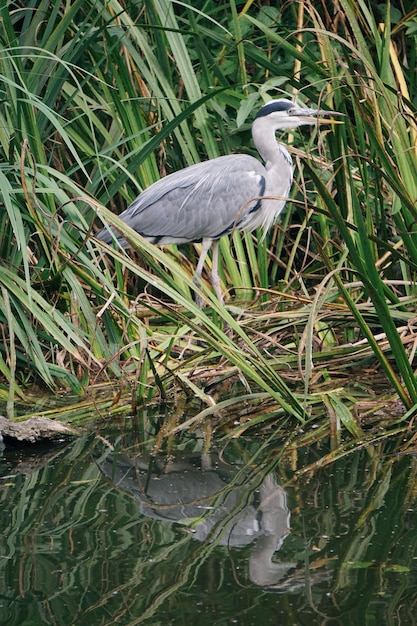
[1,422,416,625]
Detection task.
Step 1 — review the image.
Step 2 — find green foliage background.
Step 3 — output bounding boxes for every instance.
[0,0,417,426]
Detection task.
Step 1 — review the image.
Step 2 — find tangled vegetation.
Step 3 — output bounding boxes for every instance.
[1,1,417,444]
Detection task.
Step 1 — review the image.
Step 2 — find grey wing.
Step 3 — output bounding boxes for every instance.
[98,154,267,245]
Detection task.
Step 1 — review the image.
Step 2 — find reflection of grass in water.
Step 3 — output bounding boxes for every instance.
[2,431,417,625]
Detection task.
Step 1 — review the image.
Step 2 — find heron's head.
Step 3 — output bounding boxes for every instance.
[253,98,343,130]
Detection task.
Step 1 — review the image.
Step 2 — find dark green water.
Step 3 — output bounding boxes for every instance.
[1,423,416,626]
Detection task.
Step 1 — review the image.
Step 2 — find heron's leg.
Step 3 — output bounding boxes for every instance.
[210,240,224,304]
[193,238,212,307]
[195,238,212,280]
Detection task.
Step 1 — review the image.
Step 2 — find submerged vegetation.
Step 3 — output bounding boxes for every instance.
[0,0,417,444]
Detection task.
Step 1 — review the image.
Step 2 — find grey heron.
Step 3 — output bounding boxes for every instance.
[97,99,341,303]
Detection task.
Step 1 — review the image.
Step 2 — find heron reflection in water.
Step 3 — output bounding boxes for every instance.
[101,450,296,588]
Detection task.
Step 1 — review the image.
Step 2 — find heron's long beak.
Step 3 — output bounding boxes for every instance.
[294,108,345,125]
[316,115,344,125]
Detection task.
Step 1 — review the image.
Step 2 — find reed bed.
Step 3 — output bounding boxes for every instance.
[0,1,416,446]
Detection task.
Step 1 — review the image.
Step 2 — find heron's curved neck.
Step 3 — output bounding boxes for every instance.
[251,118,292,169]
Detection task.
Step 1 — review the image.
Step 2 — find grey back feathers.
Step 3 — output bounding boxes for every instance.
[100,154,275,246]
